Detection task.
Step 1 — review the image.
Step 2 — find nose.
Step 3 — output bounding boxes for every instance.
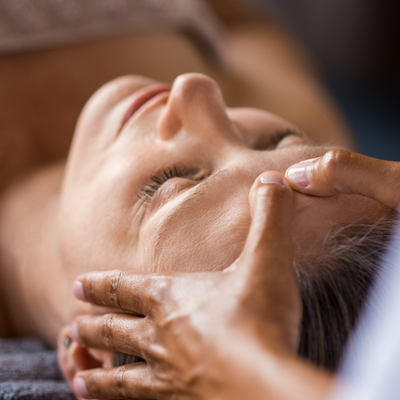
[157,73,234,141]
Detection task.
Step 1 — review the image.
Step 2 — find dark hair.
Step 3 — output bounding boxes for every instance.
[297,216,395,370]
[113,215,396,371]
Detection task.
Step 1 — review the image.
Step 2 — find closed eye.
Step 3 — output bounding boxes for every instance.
[138,166,209,204]
[252,128,305,151]
[138,129,305,204]
[138,166,188,204]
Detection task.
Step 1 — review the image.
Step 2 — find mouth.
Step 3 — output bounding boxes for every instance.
[119,83,171,131]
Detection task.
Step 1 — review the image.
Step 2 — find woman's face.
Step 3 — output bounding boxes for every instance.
[59,73,388,276]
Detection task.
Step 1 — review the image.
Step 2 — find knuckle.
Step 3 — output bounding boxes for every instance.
[116,365,129,399]
[100,314,117,350]
[321,149,351,183]
[146,341,168,363]
[153,380,175,398]
[107,270,124,308]
[146,276,171,311]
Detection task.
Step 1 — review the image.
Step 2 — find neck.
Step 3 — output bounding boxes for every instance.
[0,163,71,344]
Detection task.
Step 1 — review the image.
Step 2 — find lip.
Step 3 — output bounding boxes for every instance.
[119,83,171,131]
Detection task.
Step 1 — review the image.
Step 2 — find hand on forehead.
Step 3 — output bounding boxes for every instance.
[286,149,400,210]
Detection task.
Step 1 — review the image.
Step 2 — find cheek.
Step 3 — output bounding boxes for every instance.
[59,164,142,276]
[139,196,251,273]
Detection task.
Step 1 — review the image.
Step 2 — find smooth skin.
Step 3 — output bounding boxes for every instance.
[61,151,400,400]
[0,5,354,339]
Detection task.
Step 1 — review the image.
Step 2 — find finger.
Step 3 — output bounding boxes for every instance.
[71,313,151,360]
[73,270,168,316]
[286,149,400,210]
[73,364,157,400]
[243,171,295,274]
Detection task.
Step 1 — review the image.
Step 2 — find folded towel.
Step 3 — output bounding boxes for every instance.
[0,338,73,400]
[0,381,73,400]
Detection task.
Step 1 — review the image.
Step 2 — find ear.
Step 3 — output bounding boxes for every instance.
[58,326,104,399]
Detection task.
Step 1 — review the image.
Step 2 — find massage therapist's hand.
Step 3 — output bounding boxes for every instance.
[62,172,331,400]
[286,149,400,209]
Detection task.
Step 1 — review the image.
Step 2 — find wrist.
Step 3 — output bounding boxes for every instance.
[210,329,333,400]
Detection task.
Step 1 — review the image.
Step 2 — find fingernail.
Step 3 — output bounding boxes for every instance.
[73,377,90,398]
[71,321,80,343]
[73,281,86,301]
[286,162,313,188]
[259,172,290,188]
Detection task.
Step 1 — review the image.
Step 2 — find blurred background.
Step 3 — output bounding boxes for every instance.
[253,0,400,160]
[1,0,399,160]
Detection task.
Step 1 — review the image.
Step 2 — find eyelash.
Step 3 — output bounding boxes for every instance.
[276,129,302,143]
[138,129,304,203]
[252,128,303,151]
[138,166,187,203]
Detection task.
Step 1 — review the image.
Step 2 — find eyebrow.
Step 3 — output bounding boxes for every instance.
[185,168,227,200]
[158,168,227,217]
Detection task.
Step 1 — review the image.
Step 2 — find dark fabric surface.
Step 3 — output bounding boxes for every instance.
[0,339,73,400]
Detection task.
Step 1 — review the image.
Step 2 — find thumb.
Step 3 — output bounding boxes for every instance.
[244,171,295,271]
[237,171,301,350]
[285,150,400,210]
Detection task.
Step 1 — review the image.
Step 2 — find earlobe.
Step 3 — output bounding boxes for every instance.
[58,338,82,388]
[58,328,104,393]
